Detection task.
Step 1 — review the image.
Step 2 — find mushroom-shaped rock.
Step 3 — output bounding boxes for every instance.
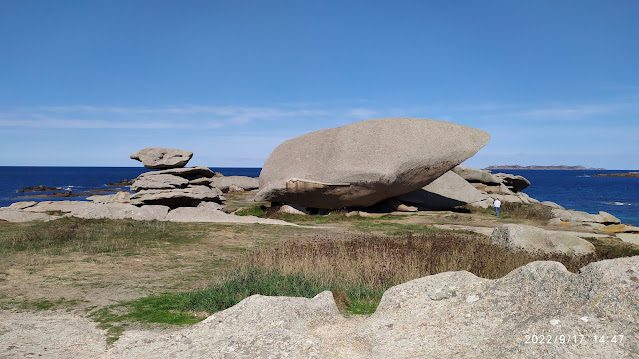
[130,147,193,169]
[256,119,490,209]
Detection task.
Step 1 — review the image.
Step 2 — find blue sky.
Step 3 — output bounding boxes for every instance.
[1,0,638,168]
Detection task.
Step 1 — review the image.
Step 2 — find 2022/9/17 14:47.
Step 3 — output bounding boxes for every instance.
[524,334,625,345]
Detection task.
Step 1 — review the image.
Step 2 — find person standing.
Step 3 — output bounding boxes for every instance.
[493,198,502,217]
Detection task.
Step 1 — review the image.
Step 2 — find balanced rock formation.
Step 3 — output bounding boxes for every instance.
[130,147,193,169]
[396,171,488,210]
[491,224,595,256]
[193,176,259,193]
[128,150,224,209]
[131,173,189,191]
[110,256,638,358]
[130,186,224,208]
[256,119,490,209]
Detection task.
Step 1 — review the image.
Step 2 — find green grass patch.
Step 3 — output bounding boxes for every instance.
[0,217,202,255]
[234,205,266,217]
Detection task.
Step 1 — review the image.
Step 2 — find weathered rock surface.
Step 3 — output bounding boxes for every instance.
[130,173,189,191]
[130,186,224,208]
[0,209,57,222]
[494,173,531,192]
[453,166,501,185]
[275,204,308,215]
[256,119,490,209]
[21,201,170,221]
[541,200,564,209]
[551,208,621,225]
[110,256,639,358]
[7,201,37,210]
[130,147,193,169]
[491,224,595,256]
[396,171,488,210]
[87,191,131,204]
[142,166,215,180]
[203,176,259,192]
[616,233,639,246]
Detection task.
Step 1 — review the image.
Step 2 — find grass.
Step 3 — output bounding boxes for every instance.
[234,205,266,217]
[0,217,200,255]
[96,229,638,341]
[467,202,554,222]
[3,297,84,311]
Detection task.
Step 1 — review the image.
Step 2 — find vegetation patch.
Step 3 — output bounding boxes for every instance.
[466,202,554,222]
[97,229,636,340]
[0,217,202,255]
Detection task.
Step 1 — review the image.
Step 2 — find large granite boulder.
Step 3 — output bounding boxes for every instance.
[452,166,500,185]
[491,224,595,256]
[131,173,189,191]
[494,173,531,192]
[130,147,193,169]
[130,186,224,208]
[110,256,639,358]
[256,119,490,209]
[396,171,488,210]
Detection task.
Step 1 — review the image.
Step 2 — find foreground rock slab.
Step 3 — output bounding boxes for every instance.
[491,224,595,256]
[130,147,193,169]
[256,118,489,209]
[110,256,638,358]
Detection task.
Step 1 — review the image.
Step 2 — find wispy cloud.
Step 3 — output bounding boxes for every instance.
[0,98,636,130]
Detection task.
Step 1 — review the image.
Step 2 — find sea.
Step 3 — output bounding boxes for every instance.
[0,167,637,226]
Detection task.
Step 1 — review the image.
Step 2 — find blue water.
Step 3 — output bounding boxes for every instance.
[0,167,637,225]
[492,169,639,226]
[0,166,261,208]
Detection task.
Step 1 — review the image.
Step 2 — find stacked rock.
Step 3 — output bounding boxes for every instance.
[129,148,225,209]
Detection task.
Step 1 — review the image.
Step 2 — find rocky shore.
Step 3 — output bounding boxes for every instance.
[1,118,637,358]
[2,118,638,243]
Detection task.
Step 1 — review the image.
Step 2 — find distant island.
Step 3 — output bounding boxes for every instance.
[485,165,606,171]
[594,172,639,178]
